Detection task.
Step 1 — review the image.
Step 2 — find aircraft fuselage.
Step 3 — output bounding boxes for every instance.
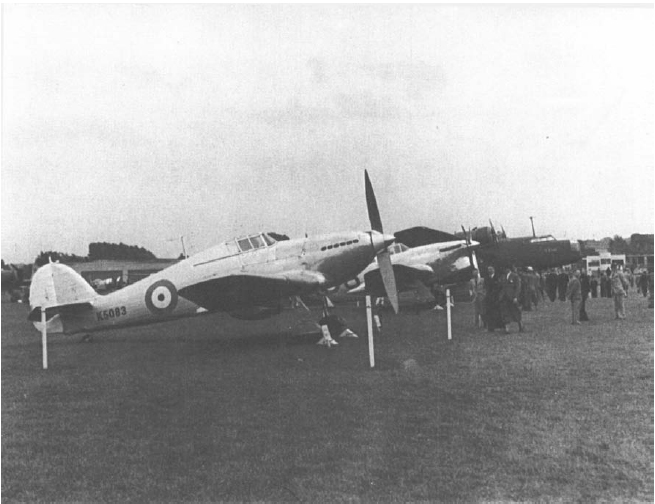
[33,231,392,334]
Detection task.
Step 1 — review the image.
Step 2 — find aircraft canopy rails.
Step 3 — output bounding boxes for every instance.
[529,235,556,243]
[388,243,409,255]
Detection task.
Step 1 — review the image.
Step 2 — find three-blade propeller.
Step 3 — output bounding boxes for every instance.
[365,170,399,314]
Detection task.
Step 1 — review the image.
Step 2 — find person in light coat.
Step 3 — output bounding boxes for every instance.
[611,264,630,320]
[468,268,486,329]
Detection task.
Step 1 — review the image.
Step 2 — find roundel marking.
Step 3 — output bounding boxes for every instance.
[145,279,178,315]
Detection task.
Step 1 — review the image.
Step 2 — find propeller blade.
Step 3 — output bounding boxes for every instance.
[364,170,398,313]
[377,250,399,314]
[365,170,383,233]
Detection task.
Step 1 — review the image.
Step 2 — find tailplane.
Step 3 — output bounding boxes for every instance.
[28,263,97,333]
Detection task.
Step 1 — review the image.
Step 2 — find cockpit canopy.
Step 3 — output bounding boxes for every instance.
[388,243,409,255]
[235,233,276,253]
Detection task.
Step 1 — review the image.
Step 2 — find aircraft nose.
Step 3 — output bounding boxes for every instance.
[369,231,396,253]
[383,234,395,248]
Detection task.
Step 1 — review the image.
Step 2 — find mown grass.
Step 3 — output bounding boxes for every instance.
[2,294,653,502]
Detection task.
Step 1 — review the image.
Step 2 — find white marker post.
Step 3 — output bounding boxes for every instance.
[366,295,375,368]
[41,307,48,370]
[446,288,452,341]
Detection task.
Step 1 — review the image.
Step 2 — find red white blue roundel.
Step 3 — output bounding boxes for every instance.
[145,280,178,315]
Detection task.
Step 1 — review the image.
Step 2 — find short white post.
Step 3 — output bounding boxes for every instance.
[41,307,48,370]
[446,288,452,341]
[366,295,375,368]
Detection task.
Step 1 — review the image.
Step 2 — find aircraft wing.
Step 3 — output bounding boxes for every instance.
[361,263,434,297]
[178,271,327,312]
[394,227,459,248]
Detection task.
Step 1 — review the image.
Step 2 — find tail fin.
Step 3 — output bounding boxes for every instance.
[28,263,97,333]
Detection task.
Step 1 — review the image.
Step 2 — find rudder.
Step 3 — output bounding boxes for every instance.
[29,263,97,333]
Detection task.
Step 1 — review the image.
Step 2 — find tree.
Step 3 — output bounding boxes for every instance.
[608,235,630,255]
[34,251,87,267]
[630,234,654,254]
[88,242,156,261]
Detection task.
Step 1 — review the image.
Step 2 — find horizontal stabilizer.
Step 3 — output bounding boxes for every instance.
[28,302,94,322]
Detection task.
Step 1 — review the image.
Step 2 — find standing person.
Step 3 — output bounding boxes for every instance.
[557,268,569,301]
[611,263,630,320]
[600,272,609,298]
[527,267,539,310]
[590,272,599,298]
[468,268,486,329]
[519,269,532,311]
[639,270,650,297]
[624,267,633,292]
[579,270,591,322]
[566,270,582,325]
[537,271,546,301]
[499,265,524,333]
[484,265,503,332]
[545,269,558,302]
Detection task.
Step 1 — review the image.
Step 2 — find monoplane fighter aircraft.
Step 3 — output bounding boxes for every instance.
[29,171,398,335]
[334,238,479,301]
[395,221,581,270]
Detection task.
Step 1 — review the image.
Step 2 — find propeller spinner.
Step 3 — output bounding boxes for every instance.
[364,170,399,314]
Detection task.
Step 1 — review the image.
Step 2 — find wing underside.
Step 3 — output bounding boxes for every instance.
[362,264,434,297]
[178,272,325,312]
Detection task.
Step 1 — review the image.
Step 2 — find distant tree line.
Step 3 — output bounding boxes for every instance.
[34,251,88,267]
[609,234,654,255]
[34,242,157,267]
[88,242,156,261]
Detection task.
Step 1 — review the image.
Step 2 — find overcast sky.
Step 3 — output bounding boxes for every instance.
[2,4,653,262]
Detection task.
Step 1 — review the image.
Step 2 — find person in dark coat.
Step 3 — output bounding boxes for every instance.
[499,265,524,333]
[520,270,532,311]
[557,269,569,301]
[579,271,590,321]
[639,271,650,297]
[600,272,610,298]
[590,273,598,298]
[545,270,558,302]
[566,270,582,325]
[484,265,504,332]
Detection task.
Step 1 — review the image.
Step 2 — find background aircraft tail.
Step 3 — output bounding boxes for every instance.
[28,262,97,333]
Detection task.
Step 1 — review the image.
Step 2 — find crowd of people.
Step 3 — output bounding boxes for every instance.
[468,263,653,332]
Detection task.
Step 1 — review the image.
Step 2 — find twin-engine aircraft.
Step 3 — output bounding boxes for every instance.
[333,239,479,301]
[395,221,582,271]
[28,171,399,335]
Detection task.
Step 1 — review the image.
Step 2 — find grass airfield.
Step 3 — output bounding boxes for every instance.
[2,293,653,502]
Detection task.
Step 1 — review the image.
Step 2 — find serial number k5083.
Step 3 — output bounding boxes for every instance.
[96,306,127,321]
